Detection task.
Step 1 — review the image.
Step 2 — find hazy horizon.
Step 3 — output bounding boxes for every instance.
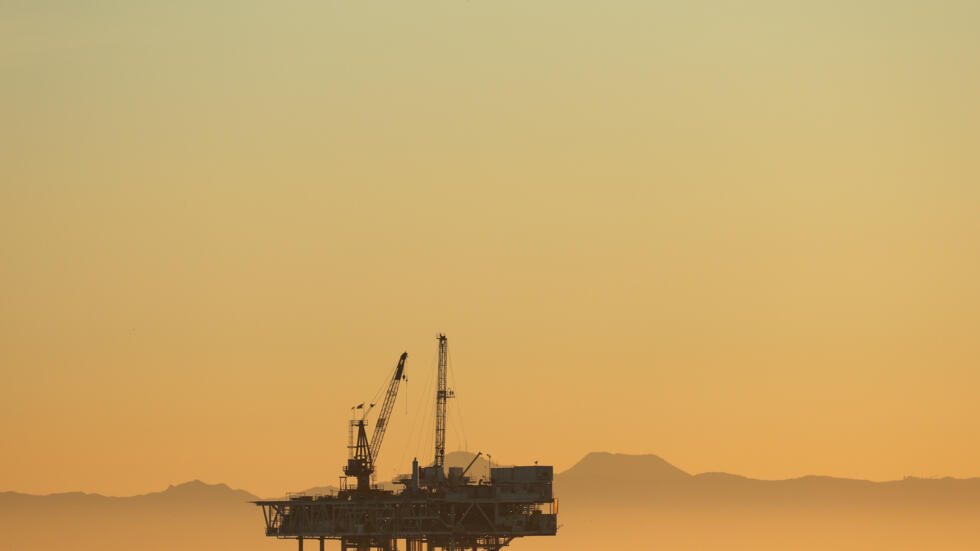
[4,452,980,551]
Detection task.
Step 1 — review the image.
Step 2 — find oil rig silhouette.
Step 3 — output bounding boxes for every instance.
[255,335,558,551]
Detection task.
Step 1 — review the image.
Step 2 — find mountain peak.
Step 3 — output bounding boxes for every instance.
[166,480,228,492]
[156,480,255,502]
[560,452,691,484]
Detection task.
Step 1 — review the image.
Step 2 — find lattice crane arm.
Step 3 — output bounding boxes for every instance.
[369,352,407,466]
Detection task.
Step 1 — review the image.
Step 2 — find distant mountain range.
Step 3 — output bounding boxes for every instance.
[5,451,979,507]
[0,479,258,505]
[554,452,980,509]
[3,452,979,550]
[0,480,269,551]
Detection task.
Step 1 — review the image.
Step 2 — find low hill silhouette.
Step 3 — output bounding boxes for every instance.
[0,481,272,551]
[0,479,258,506]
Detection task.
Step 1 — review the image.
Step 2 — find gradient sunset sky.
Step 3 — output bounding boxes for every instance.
[2,1,979,498]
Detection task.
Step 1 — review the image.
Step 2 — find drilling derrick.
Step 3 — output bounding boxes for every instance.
[254,336,557,551]
[433,334,453,470]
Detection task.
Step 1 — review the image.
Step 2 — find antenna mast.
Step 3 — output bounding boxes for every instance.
[433,334,453,469]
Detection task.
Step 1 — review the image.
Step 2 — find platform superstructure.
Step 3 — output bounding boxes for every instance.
[254,335,557,551]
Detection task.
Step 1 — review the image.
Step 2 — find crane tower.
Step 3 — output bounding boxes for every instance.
[344,352,407,491]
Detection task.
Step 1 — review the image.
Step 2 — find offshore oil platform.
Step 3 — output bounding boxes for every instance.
[254,335,558,551]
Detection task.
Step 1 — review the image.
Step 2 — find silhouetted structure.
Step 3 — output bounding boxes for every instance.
[255,335,557,551]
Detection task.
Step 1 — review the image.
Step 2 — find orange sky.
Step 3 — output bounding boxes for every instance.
[2,1,979,498]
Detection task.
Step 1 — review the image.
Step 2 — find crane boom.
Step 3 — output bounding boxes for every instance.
[369,352,407,464]
[462,452,483,477]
